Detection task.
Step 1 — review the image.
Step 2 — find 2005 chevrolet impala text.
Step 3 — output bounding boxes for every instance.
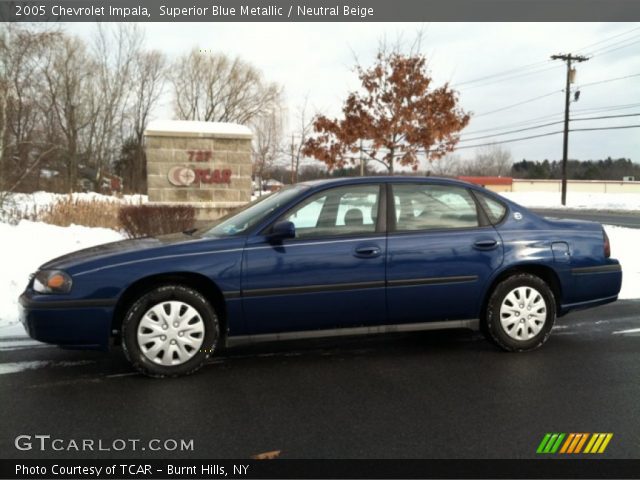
[19,177,622,377]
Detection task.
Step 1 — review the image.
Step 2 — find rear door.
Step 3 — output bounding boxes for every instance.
[386,182,504,324]
[242,183,387,334]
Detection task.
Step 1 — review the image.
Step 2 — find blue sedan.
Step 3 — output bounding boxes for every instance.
[19,177,622,377]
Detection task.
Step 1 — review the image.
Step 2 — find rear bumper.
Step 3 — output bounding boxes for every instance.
[559,261,622,315]
[19,291,114,350]
[559,294,619,315]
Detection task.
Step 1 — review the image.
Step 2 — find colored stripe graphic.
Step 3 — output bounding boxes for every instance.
[537,433,565,454]
[538,433,613,454]
[537,434,552,453]
[574,433,589,454]
[559,433,575,454]
[585,433,614,453]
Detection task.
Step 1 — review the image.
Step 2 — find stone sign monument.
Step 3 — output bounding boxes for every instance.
[144,120,252,222]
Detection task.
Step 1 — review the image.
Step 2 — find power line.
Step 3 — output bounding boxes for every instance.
[473,90,563,117]
[579,72,640,88]
[457,64,561,91]
[572,102,640,115]
[576,25,640,53]
[596,39,640,58]
[571,112,640,122]
[590,35,640,57]
[458,112,640,142]
[447,26,640,94]
[571,124,640,133]
[451,124,640,151]
[451,60,552,88]
[460,120,565,142]
[463,111,564,135]
[462,102,640,136]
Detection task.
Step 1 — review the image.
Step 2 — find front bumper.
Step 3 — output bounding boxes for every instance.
[19,291,115,350]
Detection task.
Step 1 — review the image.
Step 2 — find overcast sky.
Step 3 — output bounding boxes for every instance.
[68,22,640,168]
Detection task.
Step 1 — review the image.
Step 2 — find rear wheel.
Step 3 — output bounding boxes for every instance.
[122,285,219,378]
[484,273,555,352]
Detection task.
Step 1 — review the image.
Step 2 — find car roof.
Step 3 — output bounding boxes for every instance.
[298,175,477,189]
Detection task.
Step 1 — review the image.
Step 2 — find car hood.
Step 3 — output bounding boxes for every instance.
[38,232,236,272]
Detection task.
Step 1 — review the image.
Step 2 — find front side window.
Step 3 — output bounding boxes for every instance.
[281,184,380,239]
[204,186,307,237]
[393,183,479,231]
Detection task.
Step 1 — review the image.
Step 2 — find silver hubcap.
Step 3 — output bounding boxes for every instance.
[137,301,205,366]
[499,286,547,341]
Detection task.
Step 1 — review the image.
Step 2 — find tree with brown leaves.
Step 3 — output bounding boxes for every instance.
[303,51,470,174]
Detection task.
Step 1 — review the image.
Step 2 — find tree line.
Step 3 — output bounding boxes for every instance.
[511,157,639,180]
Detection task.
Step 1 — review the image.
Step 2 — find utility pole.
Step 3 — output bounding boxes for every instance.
[551,53,589,205]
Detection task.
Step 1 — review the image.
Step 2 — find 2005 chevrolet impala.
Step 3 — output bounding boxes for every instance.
[19,177,622,377]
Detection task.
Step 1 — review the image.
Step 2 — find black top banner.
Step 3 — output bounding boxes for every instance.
[1,0,640,22]
[3,459,640,479]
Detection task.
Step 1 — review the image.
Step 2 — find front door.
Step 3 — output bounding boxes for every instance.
[386,182,504,324]
[242,183,387,335]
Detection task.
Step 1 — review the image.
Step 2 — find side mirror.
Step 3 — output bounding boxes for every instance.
[268,221,295,241]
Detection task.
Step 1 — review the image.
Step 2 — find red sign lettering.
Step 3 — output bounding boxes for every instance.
[194,168,232,185]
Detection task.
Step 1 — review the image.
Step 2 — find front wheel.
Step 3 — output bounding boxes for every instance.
[484,273,556,352]
[122,285,219,378]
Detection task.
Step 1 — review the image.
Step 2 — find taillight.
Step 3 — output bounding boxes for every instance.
[603,229,611,258]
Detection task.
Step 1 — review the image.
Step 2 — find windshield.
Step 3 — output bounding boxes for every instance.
[203,186,307,237]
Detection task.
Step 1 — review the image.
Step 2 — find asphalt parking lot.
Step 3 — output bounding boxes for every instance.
[1,300,638,460]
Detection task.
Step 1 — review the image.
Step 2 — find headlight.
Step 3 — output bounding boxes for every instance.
[33,270,73,294]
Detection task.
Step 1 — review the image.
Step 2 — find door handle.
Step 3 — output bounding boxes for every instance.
[473,239,499,250]
[354,245,382,258]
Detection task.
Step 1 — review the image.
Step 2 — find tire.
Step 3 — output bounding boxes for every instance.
[122,285,219,378]
[484,273,556,352]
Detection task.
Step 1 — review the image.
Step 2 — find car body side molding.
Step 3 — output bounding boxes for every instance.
[226,318,479,346]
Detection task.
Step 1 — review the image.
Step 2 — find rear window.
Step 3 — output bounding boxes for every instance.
[476,192,507,224]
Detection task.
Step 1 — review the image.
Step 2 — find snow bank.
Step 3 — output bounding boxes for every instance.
[603,225,639,300]
[0,221,124,331]
[501,192,640,211]
[3,191,147,215]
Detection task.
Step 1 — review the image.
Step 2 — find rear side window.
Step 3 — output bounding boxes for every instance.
[392,183,479,231]
[475,192,507,224]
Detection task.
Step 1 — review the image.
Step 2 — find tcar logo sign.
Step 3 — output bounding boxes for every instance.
[168,166,196,186]
[167,166,232,186]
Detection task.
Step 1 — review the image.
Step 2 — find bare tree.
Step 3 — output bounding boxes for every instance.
[252,107,283,194]
[42,35,96,191]
[170,49,282,125]
[473,144,513,176]
[124,50,166,192]
[286,97,315,183]
[0,25,59,191]
[428,153,460,176]
[89,24,144,182]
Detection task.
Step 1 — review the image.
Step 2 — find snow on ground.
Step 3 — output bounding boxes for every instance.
[603,225,639,301]
[0,221,124,331]
[500,192,640,211]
